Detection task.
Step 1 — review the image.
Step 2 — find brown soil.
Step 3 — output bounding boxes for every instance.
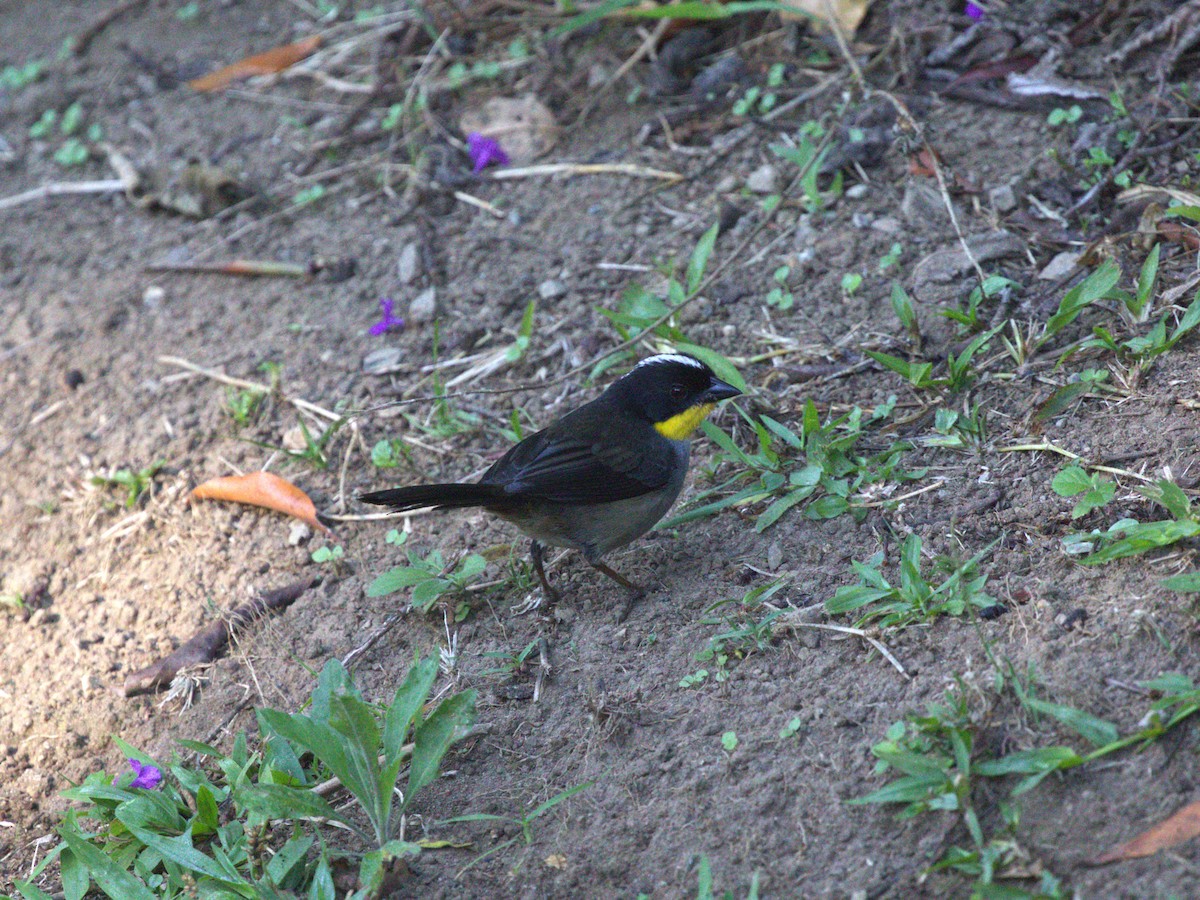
[3,1,1200,897]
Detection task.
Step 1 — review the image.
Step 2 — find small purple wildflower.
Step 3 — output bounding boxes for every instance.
[369,297,405,336]
[466,132,509,174]
[965,2,984,20]
[128,758,163,790]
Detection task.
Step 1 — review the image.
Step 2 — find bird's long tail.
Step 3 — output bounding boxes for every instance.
[359,482,505,513]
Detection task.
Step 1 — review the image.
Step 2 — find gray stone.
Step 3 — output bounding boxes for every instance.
[901,178,949,224]
[1039,250,1082,281]
[844,183,868,200]
[988,183,1017,213]
[408,287,439,323]
[396,242,420,284]
[871,215,901,234]
[745,164,779,195]
[538,279,566,300]
[911,230,1025,303]
[362,347,403,375]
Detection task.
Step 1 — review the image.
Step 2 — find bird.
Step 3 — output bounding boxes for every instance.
[360,353,741,620]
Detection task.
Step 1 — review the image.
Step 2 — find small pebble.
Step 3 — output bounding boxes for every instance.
[988,183,1017,213]
[396,243,420,284]
[538,279,566,300]
[845,183,868,200]
[142,285,166,309]
[362,347,403,375]
[745,164,779,194]
[408,287,440,323]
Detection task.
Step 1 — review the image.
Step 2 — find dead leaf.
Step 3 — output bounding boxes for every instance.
[188,35,321,92]
[191,471,331,535]
[1090,798,1200,865]
[459,95,558,165]
[543,854,567,870]
[780,0,873,36]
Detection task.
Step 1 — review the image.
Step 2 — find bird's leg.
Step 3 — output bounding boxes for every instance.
[530,540,562,606]
[589,561,646,623]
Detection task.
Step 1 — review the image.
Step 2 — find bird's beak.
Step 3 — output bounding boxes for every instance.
[703,378,741,403]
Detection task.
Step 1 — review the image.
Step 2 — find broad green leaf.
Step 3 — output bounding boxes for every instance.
[59,848,87,900]
[13,882,56,900]
[755,486,814,531]
[805,495,849,519]
[1043,259,1121,341]
[367,566,431,597]
[1163,573,1200,592]
[408,691,477,802]
[1024,697,1119,747]
[58,823,165,900]
[1050,466,1091,497]
[265,834,314,885]
[1081,519,1200,565]
[237,783,349,826]
[686,223,719,294]
[825,584,892,614]
[384,655,438,758]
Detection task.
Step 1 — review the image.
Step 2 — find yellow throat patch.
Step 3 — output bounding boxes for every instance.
[654,402,716,441]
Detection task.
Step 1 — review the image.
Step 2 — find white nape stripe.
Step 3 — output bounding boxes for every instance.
[631,353,706,372]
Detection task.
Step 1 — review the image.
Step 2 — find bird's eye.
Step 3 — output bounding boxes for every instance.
[670,383,686,399]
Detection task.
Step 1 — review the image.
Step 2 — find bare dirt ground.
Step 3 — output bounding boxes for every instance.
[3,1,1200,897]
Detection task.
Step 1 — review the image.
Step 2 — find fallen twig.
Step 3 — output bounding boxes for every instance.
[124,577,318,696]
[490,163,682,183]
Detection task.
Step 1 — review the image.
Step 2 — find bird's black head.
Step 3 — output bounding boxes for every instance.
[608,353,741,440]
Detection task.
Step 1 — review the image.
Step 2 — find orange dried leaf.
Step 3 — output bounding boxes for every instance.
[188,35,321,92]
[1090,798,1200,865]
[192,471,330,535]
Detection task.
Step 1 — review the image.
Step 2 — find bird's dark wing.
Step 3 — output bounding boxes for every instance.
[481,416,676,505]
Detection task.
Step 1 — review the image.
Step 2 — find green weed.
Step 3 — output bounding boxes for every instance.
[90,461,165,509]
[15,658,474,900]
[441,781,594,875]
[667,400,917,532]
[825,534,997,628]
[595,223,743,389]
[1063,478,1200,564]
[367,530,488,619]
[1050,466,1115,519]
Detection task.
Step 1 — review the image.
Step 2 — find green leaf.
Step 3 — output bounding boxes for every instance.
[58,823,162,900]
[686,223,720,295]
[1051,466,1091,497]
[366,565,432,597]
[825,584,892,615]
[407,691,476,804]
[1024,697,1119,747]
[237,783,349,827]
[59,848,87,900]
[1140,479,1192,520]
[1163,572,1200,592]
[13,882,56,900]
[755,486,814,531]
[1081,519,1200,565]
[266,834,314,885]
[384,655,438,758]
[1043,259,1122,342]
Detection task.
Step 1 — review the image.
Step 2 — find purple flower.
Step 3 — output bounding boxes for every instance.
[466,132,509,174]
[128,758,163,790]
[369,297,404,336]
[965,2,984,19]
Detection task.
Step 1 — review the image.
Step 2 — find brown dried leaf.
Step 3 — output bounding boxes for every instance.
[188,35,321,92]
[779,0,872,35]
[191,471,330,535]
[1090,799,1200,865]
